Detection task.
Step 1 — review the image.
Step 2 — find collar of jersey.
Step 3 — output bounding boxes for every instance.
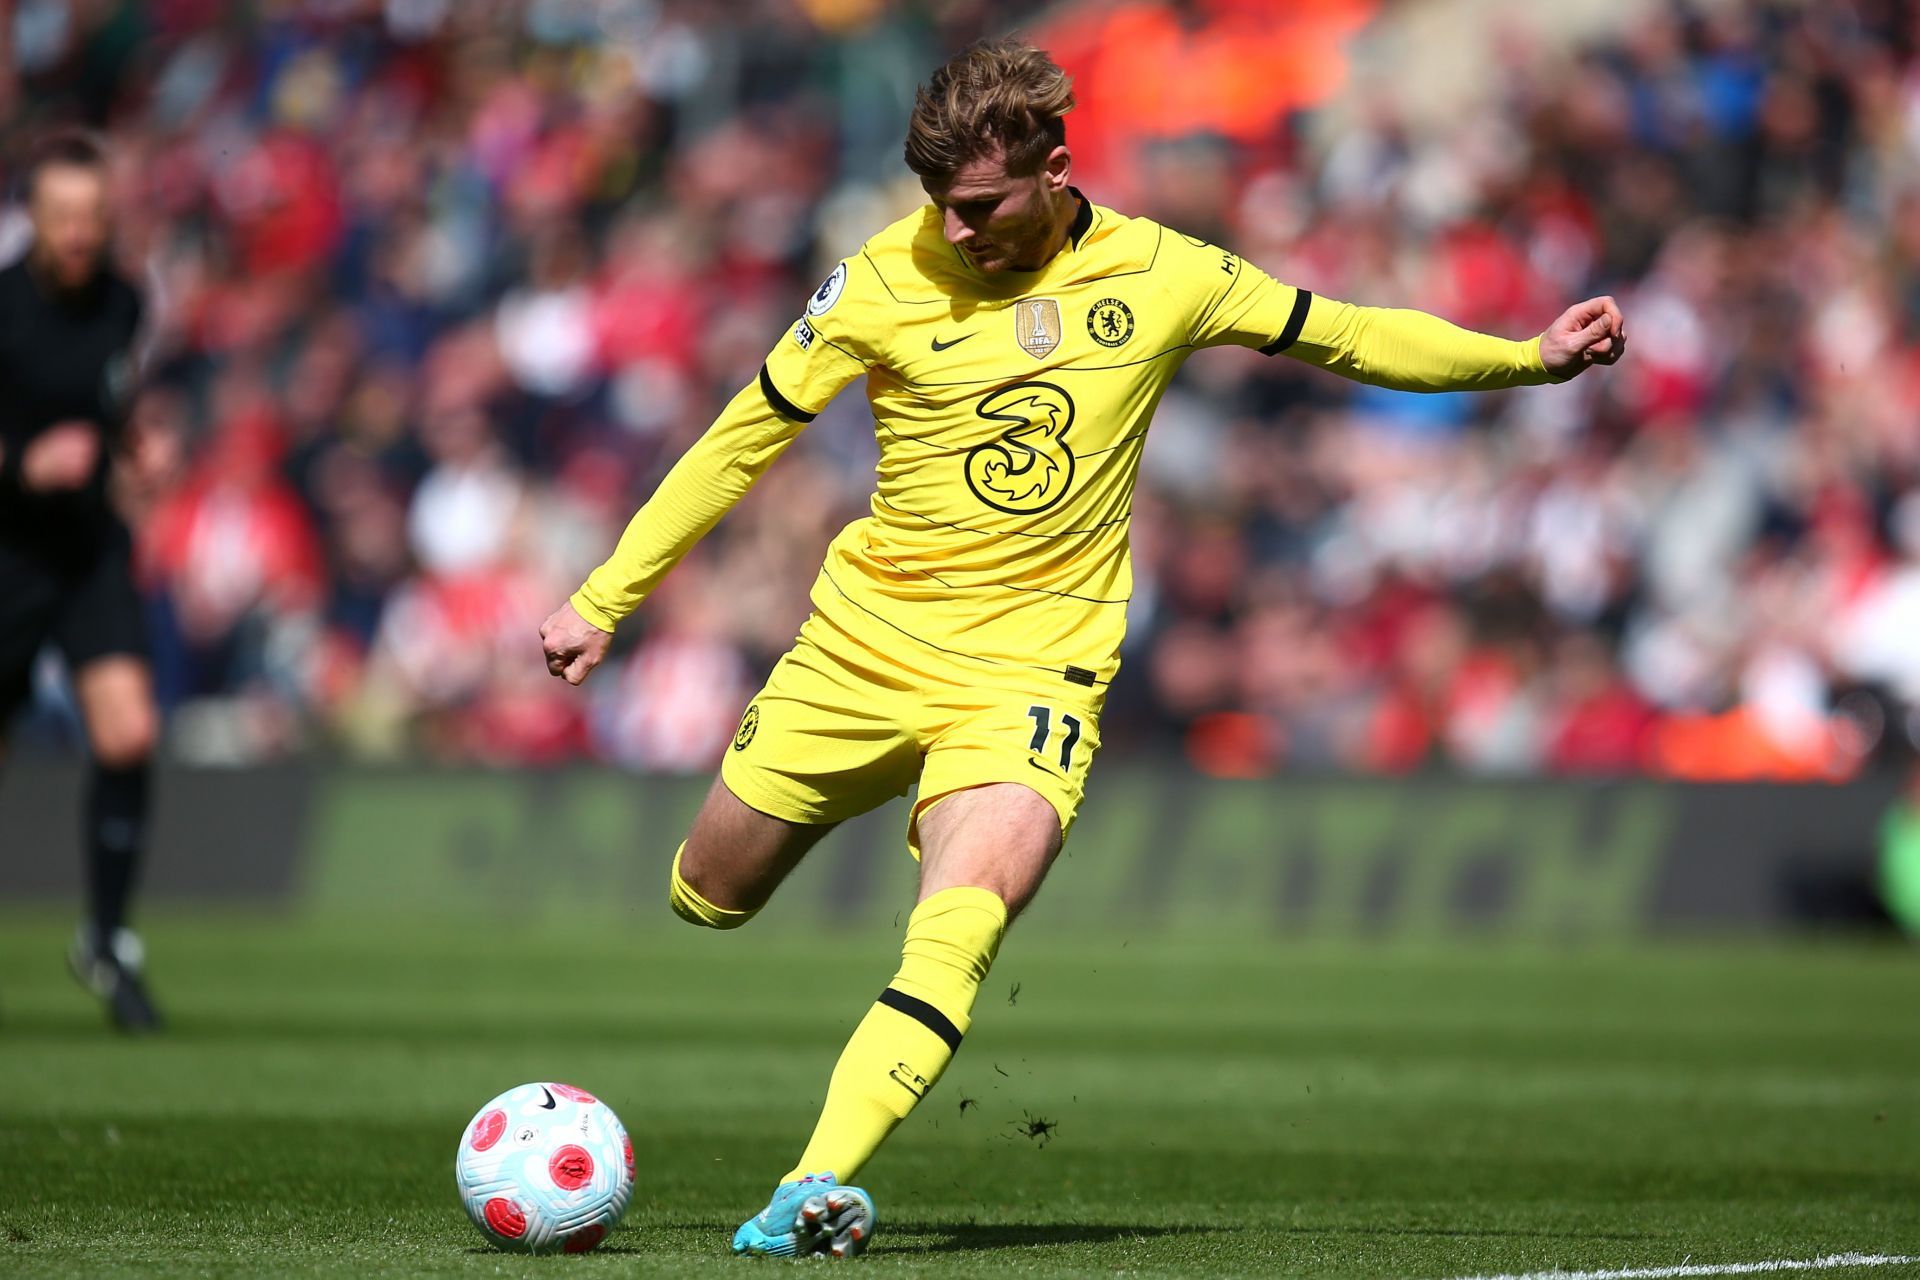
[950,188,1096,296]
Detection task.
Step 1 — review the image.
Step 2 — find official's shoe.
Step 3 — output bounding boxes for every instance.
[68,927,163,1033]
[731,1172,875,1259]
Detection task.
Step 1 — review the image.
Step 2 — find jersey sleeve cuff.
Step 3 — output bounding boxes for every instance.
[569,588,623,634]
[1528,334,1567,384]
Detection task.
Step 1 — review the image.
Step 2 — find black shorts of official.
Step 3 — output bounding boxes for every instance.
[0,530,150,722]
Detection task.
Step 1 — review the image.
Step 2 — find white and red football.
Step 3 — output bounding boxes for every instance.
[454,1082,635,1254]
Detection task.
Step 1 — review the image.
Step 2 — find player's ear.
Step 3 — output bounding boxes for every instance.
[1041,145,1071,194]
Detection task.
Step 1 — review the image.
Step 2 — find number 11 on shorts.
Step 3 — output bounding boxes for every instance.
[1026,705,1082,770]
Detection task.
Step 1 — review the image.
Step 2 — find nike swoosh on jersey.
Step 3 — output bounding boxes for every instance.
[931,333,975,351]
[1027,756,1065,779]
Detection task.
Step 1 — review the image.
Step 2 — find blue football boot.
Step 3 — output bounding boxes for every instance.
[730,1172,876,1259]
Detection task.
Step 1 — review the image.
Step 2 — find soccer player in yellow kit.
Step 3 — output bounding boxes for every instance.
[540,38,1625,1259]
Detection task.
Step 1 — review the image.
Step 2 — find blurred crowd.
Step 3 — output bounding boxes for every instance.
[7,0,1920,779]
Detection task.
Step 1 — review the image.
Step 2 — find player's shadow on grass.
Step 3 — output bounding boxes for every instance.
[887,1222,1231,1254]
[584,1223,1229,1256]
[464,1246,654,1255]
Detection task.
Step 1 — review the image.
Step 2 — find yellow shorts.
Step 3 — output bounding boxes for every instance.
[720,607,1104,857]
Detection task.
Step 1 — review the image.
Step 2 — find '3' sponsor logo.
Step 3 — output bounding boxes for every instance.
[963,382,1076,515]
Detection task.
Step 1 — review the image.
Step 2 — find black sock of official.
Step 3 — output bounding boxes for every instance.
[84,762,151,946]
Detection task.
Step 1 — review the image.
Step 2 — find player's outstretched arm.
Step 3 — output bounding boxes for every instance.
[1285,295,1626,393]
[541,374,816,684]
[1178,234,1624,391]
[543,259,872,684]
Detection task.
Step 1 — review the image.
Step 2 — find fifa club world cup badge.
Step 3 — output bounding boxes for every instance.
[1014,298,1062,359]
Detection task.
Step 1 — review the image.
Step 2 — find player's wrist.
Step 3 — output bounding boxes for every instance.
[568,589,622,635]
[1530,334,1573,383]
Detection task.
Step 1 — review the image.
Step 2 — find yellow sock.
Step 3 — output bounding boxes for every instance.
[781,886,1007,1183]
[669,844,757,929]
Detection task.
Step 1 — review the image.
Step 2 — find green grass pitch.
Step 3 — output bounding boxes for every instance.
[1,914,1917,1278]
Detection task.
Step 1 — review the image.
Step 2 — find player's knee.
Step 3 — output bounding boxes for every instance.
[669,844,759,930]
[670,887,754,930]
[90,706,157,769]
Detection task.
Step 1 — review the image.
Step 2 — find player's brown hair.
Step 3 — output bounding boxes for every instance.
[904,37,1074,184]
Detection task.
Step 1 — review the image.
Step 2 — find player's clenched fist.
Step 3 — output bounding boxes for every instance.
[539,600,612,685]
[1538,295,1626,380]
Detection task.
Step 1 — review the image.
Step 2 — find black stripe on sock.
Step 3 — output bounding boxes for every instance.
[877,987,962,1053]
[758,364,817,423]
[1260,289,1314,355]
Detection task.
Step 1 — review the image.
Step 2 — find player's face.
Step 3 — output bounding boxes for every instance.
[927,145,1073,274]
[29,163,110,291]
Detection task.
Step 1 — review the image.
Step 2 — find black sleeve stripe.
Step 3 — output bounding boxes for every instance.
[877,987,962,1052]
[758,364,817,423]
[1260,288,1314,355]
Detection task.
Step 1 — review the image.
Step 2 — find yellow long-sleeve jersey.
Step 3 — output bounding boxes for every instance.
[572,194,1553,686]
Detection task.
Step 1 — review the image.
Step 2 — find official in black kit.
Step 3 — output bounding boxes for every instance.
[0,132,162,1031]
